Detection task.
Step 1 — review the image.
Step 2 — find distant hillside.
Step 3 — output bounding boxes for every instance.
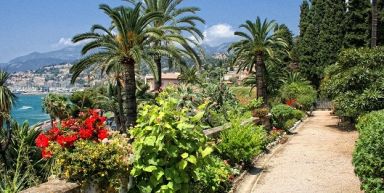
[1,46,82,72]
[202,42,231,55]
[0,42,232,73]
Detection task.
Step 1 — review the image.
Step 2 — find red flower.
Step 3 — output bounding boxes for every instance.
[84,117,96,130]
[97,129,108,140]
[41,148,52,159]
[48,127,60,137]
[35,134,50,148]
[57,135,78,147]
[79,128,93,139]
[65,135,78,146]
[286,98,297,107]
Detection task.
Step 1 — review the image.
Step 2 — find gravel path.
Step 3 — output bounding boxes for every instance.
[235,111,362,193]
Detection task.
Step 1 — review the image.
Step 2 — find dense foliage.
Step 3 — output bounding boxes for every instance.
[130,91,230,193]
[217,119,266,164]
[353,110,384,192]
[271,104,304,131]
[321,47,384,120]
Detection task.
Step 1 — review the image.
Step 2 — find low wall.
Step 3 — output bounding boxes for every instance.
[20,179,80,193]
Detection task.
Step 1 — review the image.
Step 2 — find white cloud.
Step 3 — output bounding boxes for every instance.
[52,37,83,48]
[191,23,238,47]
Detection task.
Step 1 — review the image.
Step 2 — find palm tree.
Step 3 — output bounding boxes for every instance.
[0,70,16,127]
[229,17,288,106]
[70,3,163,128]
[372,0,378,47]
[0,70,16,166]
[134,0,205,90]
[42,93,70,127]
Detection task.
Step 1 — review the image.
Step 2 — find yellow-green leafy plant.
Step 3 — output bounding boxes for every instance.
[130,92,230,193]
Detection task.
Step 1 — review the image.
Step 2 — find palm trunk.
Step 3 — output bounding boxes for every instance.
[50,116,54,128]
[116,80,125,131]
[154,56,162,91]
[255,52,268,106]
[372,0,378,47]
[122,58,137,129]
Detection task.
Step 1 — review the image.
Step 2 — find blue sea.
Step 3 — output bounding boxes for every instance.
[11,95,50,125]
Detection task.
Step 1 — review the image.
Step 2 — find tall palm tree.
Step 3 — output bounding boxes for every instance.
[0,70,16,166]
[70,3,163,128]
[134,0,204,90]
[229,17,288,106]
[372,0,378,47]
[0,70,16,127]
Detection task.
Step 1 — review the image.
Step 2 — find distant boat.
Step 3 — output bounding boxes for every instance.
[19,106,33,110]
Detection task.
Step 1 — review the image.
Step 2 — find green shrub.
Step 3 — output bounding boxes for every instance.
[283,118,298,130]
[321,47,384,120]
[193,156,232,193]
[271,104,303,130]
[131,93,228,193]
[217,119,267,164]
[280,81,317,111]
[353,110,384,192]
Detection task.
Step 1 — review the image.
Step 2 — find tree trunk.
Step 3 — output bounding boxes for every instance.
[116,80,125,131]
[50,116,54,128]
[154,56,162,91]
[122,58,137,129]
[372,0,378,47]
[255,52,268,106]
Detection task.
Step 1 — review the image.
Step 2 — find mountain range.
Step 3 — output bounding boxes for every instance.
[0,43,231,72]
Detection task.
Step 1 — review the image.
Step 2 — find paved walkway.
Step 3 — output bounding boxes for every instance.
[235,111,362,193]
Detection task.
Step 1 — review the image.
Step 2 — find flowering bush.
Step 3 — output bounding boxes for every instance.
[35,109,132,191]
[35,109,108,158]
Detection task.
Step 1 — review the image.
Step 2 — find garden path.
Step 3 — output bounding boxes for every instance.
[235,111,362,193]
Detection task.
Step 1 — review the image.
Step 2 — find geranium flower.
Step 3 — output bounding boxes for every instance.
[84,117,97,130]
[98,129,108,140]
[57,135,78,147]
[41,148,52,159]
[35,134,50,148]
[79,128,93,139]
[48,127,60,137]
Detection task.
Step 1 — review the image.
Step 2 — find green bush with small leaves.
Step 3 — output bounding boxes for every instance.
[353,110,384,192]
[217,119,267,164]
[271,104,303,130]
[321,47,384,121]
[280,81,317,111]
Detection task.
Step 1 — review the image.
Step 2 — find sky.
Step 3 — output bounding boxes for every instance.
[0,0,302,63]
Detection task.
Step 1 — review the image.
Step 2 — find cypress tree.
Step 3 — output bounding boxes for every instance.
[299,0,310,38]
[376,0,384,45]
[344,0,371,48]
[298,0,325,87]
[317,0,346,72]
